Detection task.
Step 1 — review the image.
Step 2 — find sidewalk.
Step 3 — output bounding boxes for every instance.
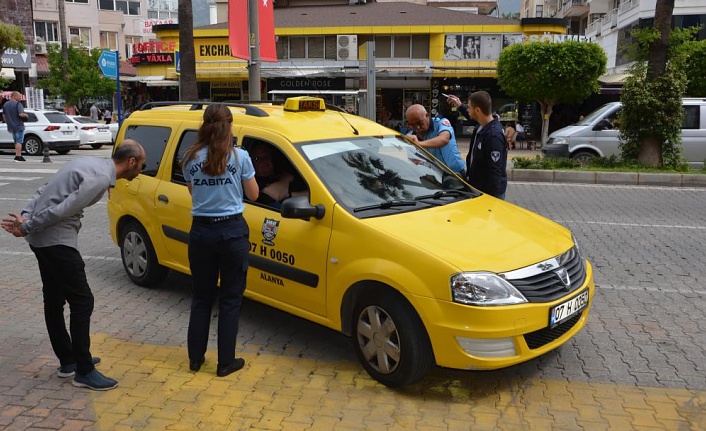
[456,138,706,188]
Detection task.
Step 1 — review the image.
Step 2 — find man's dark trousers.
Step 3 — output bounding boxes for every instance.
[30,245,96,375]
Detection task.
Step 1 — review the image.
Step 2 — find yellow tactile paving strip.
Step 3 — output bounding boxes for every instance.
[83,334,706,431]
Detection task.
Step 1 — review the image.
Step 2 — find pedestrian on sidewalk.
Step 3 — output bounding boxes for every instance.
[404,104,466,176]
[1,139,146,391]
[181,104,259,377]
[2,91,29,162]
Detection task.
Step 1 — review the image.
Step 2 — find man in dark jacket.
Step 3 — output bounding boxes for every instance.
[464,91,508,199]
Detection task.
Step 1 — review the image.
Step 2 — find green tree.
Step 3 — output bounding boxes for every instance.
[39,44,115,110]
[497,41,607,144]
[178,0,197,100]
[619,0,681,167]
[679,40,706,96]
[0,22,27,88]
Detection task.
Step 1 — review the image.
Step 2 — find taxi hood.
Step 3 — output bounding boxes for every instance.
[364,196,573,273]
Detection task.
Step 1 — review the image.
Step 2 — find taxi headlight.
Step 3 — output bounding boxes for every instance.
[572,234,582,258]
[451,272,527,306]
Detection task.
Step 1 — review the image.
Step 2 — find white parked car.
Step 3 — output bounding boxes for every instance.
[108,122,119,144]
[0,109,80,156]
[68,115,113,149]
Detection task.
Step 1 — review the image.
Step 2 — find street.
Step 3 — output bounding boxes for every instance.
[0,150,705,430]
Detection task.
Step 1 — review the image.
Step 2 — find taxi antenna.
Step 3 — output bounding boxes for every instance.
[290,63,359,135]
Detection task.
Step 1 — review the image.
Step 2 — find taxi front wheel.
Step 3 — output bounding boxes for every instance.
[120,221,168,287]
[352,289,434,387]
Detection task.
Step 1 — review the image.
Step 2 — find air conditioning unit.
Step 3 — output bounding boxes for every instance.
[336,35,358,61]
[34,42,48,55]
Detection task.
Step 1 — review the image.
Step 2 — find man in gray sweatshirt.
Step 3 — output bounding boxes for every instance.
[2,139,146,390]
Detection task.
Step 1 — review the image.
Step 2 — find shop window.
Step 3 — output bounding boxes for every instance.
[276,36,289,60]
[290,37,306,59]
[412,35,429,59]
[325,36,337,60]
[393,36,411,58]
[66,0,89,3]
[375,36,392,58]
[308,37,324,59]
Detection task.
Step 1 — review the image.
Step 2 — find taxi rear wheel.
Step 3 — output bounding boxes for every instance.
[352,289,434,387]
[120,221,168,287]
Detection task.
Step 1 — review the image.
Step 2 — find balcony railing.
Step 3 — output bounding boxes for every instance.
[562,0,588,15]
[618,0,640,14]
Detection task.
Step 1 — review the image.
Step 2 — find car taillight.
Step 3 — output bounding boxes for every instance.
[81,126,96,130]
[44,126,60,131]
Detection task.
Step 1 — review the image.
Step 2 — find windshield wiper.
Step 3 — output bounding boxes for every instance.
[415,189,477,201]
[353,200,418,213]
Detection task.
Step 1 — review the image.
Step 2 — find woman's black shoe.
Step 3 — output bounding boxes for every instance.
[189,357,205,372]
[216,358,245,377]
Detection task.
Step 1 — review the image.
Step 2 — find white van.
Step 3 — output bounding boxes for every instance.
[542,98,706,167]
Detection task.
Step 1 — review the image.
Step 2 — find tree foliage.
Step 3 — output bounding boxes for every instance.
[39,44,116,109]
[497,41,607,144]
[679,40,706,96]
[618,62,686,168]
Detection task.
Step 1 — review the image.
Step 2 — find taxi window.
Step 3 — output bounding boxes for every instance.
[124,125,171,177]
[242,137,309,211]
[172,130,198,185]
[172,131,239,185]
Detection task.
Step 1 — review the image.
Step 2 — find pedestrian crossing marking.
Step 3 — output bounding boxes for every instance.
[0,176,42,181]
[0,168,59,174]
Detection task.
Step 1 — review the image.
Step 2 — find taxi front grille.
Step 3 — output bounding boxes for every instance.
[524,313,581,349]
[509,247,586,303]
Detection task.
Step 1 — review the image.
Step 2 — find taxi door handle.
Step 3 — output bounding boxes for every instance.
[158,194,169,203]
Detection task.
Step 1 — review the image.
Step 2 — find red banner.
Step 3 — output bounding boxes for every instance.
[228,0,249,61]
[228,0,277,62]
[259,0,277,62]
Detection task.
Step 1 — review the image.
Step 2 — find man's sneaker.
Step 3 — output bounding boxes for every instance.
[72,369,118,391]
[13,156,26,162]
[57,357,102,378]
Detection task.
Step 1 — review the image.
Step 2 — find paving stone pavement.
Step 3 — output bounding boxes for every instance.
[1,169,706,430]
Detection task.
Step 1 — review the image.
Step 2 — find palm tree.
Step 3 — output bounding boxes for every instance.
[178,0,197,100]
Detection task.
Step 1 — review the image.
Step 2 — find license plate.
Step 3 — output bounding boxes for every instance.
[62,131,72,135]
[98,127,108,132]
[549,289,589,328]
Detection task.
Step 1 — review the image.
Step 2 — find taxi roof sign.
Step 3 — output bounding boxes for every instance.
[284,96,326,112]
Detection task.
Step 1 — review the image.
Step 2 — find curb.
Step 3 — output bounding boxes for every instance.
[509,169,706,187]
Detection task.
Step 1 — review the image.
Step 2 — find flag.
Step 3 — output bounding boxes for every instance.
[228,0,277,62]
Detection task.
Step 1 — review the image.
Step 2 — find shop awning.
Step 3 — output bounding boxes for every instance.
[268,90,365,95]
[598,72,630,85]
[145,79,180,87]
[0,68,16,80]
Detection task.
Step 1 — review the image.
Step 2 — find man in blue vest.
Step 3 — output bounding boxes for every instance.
[404,104,465,176]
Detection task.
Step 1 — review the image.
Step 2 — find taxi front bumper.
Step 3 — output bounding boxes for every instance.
[415,260,594,370]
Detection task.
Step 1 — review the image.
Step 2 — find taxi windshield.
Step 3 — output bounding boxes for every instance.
[301,136,479,216]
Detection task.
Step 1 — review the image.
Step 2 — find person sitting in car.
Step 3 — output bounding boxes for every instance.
[249,142,307,209]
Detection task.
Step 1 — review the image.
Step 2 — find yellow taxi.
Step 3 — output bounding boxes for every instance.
[108,97,594,387]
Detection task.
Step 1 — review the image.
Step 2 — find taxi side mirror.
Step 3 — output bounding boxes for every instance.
[280,195,325,220]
